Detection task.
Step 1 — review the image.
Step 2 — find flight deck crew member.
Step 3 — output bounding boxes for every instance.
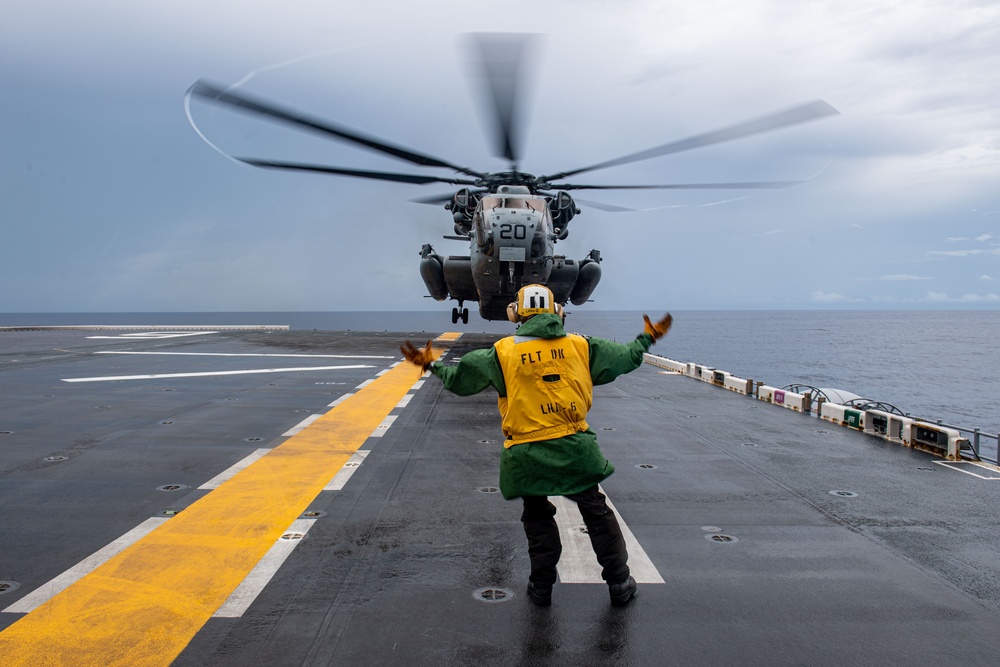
[400,284,672,607]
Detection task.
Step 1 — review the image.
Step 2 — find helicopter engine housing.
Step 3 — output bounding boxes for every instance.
[449,188,479,236]
[548,191,577,240]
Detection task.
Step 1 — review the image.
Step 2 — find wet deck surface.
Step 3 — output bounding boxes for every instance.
[1,328,999,666]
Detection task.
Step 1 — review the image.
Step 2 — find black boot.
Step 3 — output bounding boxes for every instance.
[609,576,637,607]
[526,581,552,607]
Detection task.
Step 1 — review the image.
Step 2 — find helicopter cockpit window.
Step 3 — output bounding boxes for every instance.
[481,197,542,211]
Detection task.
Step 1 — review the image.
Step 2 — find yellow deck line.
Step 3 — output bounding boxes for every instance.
[0,336,459,666]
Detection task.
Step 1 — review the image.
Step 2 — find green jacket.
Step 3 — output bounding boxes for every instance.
[430,313,654,499]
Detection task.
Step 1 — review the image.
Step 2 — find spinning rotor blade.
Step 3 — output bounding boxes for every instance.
[571,199,639,213]
[538,100,840,182]
[550,179,804,191]
[467,33,539,168]
[188,80,487,179]
[236,158,479,186]
[411,192,459,205]
[410,190,488,205]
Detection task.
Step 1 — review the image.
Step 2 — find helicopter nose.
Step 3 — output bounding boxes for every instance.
[489,209,539,238]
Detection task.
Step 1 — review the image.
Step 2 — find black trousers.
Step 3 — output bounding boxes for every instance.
[520,485,630,587]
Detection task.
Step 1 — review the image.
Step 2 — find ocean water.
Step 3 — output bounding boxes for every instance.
[3,310,998,437]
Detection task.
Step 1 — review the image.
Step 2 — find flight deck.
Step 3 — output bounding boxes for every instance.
[1,327,999,666]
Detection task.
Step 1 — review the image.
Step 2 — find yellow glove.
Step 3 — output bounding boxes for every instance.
[400,340,438,371]
[642,313,673,342]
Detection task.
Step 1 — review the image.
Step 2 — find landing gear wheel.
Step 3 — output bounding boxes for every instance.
[461,308,469,324]
[451,307,459,324]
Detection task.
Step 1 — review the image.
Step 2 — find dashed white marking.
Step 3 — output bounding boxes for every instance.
[369,415,397,438]
[355,379,374,389]
[324,450,370,491]
[213,518,317,618]
[199,449,273,490]
[282,414,324,437]
[97,351,393,359]
[550,490,664,584]
[395,394,413,409]
[412,380,426,390]
[328,392,355,408]
[3,518,170,613]
[62,365,373,383]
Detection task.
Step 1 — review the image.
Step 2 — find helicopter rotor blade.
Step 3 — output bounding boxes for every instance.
[411,192,459,205]
[410,190,489,205]
[549,179,804,191]
[236,158,480,186]
[467,33,539,169]
[538,100,840,182]
[571,199,641,213]
[188,80,488,179]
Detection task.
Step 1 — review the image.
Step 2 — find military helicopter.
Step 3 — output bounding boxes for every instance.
[187,34,838,323]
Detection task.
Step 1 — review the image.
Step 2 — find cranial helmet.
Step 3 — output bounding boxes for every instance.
[507,284,563,323]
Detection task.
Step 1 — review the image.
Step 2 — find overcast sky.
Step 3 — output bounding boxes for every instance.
[2,0,999,315]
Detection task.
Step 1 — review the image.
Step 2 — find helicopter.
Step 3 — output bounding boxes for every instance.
[187,34,838,323]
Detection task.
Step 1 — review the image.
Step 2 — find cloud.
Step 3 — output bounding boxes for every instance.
[958,293,1000,302]
[879,274,931,281]
[730,227,785,241]
[929,249,985,257]
[922,291,1000,303]
[811,290,863,304]
[980,274,995,281]
[6,0,1000,313]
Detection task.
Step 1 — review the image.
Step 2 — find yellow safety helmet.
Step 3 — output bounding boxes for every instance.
[507,284,563,323]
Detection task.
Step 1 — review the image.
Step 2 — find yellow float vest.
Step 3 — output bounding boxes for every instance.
[494,333,593,447]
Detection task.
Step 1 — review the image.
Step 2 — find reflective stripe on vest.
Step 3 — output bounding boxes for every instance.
[494,333,593,447]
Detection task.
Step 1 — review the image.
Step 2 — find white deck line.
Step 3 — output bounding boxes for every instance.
[2,518,170,613]
[62,365,373,383]
[935,461,1000,480]
[282,414,324,437]
[96,351,393,359]
[212,518,317,618]
[199,449,272,490]
[369,415,397,438]
[328,392,355,408]
[551,490,664,584]
[87,332,220,340]
[0,325,287,331]
[324,451,370,491]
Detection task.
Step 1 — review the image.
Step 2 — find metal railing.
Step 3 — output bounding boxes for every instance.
[908,419,999,465]
[781,384,999,465]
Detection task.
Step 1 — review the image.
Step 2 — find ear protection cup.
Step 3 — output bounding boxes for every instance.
[507,302,520,323]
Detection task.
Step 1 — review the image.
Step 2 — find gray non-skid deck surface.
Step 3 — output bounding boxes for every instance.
[1,329,998,666]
